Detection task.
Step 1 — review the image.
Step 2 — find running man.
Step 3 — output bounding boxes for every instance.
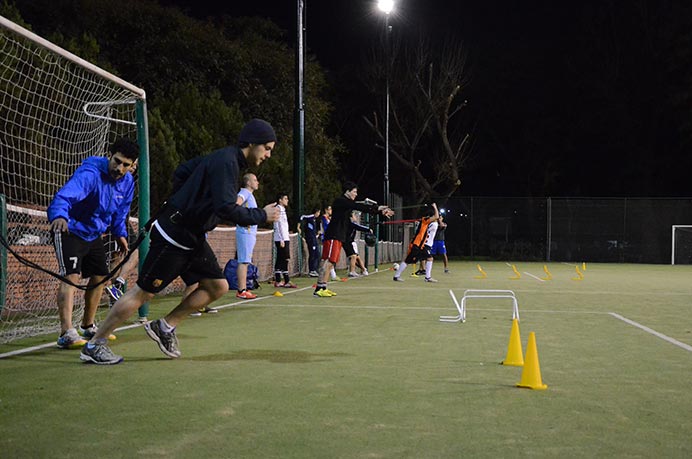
[80,119,280,364]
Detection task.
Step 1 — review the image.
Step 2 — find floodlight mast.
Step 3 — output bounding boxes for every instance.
[377,0,394,216]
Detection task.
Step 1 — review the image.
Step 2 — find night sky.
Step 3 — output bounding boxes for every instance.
[160,0,692,198]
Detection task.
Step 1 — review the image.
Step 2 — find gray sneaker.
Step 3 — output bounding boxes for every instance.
[80,342,123,365]
[144,319,181,358]
[424,277,439,283]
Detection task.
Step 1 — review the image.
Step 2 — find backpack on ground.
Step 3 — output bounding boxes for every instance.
[224,259,260,291]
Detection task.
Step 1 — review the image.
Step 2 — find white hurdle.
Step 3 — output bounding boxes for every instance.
[440,289,520,323]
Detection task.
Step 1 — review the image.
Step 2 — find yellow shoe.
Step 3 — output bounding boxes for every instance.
[313,289,332,297]
[324,289,337,296]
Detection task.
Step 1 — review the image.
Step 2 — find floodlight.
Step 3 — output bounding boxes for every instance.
[378,0,394,14]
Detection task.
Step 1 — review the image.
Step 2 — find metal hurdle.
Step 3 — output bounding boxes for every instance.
[440,289,520,323]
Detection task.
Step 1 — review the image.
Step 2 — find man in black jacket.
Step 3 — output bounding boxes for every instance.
[80,119,280,364]
[313,181,393,297]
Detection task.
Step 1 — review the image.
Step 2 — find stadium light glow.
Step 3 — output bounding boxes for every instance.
[377,0,394,14]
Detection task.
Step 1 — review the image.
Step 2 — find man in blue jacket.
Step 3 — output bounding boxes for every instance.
[80,119,280,364]
[48,138,139,349]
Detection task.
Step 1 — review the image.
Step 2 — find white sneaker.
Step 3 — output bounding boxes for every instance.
[362,270,369,276]
[348,272,359,278]
[425,277,439,283]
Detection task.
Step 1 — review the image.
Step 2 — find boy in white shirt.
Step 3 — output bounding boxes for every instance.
[273,193,296,287]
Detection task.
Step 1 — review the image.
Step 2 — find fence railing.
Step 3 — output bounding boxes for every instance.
[433,197,692,264]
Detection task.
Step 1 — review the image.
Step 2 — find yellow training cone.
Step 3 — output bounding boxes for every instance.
[572,265,584,281]
[516,332,548,390]
[502,318,524,366]
[474,264,488,279]
[509,264,521,280]
[582,262,587,271]
[273,291,284,297]
[542,265,552,281]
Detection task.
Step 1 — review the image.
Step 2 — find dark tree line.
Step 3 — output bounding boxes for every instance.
[3,0,343,216]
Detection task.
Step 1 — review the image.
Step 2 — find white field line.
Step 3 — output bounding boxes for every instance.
[0,271,399,359]
[0,285,312,359]
[522,271,545,282]
[609,312,692,352]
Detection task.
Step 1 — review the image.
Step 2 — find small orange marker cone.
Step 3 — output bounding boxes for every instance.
[273,291,284,297]
[502,318,524,366]
[516,332,548,390]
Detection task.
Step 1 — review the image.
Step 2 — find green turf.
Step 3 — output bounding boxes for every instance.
[1,261,691,458]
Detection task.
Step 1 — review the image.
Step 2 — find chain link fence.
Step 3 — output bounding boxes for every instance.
[422,197,692,264]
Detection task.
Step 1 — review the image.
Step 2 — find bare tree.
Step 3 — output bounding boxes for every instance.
[363,34,474,205]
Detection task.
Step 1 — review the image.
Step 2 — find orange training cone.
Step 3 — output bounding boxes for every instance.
[502,318,524,366]
[516,332,547,390]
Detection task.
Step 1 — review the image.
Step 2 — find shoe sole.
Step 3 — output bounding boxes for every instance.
[79,352,123,365]
[144,323,181,358]
[57,339,87,349]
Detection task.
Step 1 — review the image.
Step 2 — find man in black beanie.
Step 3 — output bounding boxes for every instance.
[81,119,280,364]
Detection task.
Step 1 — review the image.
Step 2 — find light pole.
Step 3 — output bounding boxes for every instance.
[377,1,393,245]
[377,0,393,210]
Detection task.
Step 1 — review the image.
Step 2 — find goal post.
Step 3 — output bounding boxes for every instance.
[671,225,692,265]
[0,15,149,343]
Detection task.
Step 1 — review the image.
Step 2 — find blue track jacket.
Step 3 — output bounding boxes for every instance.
[47,156,135,242]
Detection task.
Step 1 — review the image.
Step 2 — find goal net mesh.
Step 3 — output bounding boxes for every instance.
[672,226,692,265]
[0,18,141,343]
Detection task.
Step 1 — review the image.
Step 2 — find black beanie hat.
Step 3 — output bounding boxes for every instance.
[239,119,277,144]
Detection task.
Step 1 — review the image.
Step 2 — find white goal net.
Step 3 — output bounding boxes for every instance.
[0,15,147,343]
[671,225,692,265]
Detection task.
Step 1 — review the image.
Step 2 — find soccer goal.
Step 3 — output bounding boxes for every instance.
[0,15,149,343]
[671,225,692,265]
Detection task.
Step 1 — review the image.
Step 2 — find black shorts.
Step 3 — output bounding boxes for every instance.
[274,240,290,260]
[137,225,224,293]
[343,240,358,258]
[404,245,430,265]
[52,232,109,277]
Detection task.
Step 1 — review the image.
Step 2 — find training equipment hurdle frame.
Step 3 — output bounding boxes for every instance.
[440,289,520,323]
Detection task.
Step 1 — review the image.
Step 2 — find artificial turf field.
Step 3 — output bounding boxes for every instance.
[1,261,691,458]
